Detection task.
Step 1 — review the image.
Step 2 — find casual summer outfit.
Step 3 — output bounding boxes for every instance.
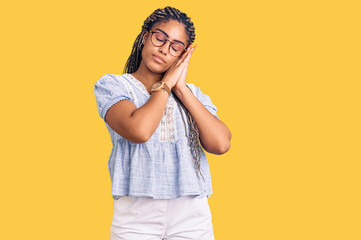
[94,73,219,240]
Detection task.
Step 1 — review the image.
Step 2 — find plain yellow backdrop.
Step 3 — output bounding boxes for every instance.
[1,0,360,239]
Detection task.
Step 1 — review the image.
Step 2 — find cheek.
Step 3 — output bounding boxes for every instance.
[141,49,155,66]
[141,47,150,59]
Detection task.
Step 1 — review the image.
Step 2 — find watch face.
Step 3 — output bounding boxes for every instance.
[152,81,163,90]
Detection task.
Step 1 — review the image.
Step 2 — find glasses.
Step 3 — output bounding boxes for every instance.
[149,30,187,57]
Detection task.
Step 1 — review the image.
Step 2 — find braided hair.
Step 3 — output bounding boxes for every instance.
[123,6,206,182]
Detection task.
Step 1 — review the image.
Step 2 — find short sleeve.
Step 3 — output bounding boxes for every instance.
[187,83,220,119]
[94,74,133,120]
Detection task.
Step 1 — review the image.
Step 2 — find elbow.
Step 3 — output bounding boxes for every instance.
[219,129,232,154]
[130,136,149,144]
[215,141,231,155]
[138,135,151,143]
[130,126,152,143]
[203,138,231,155]
[213,130,231,154]
[213,124,232,154]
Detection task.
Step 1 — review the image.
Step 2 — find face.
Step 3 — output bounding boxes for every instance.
[141,20,189,73]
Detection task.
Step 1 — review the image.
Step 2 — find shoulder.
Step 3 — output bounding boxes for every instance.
[95,73,126,84]
[97,73,116,81]
[94,73,134,99]
[93,73,134,119]
[94,73,130,91]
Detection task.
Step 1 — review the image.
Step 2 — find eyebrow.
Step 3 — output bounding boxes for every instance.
[155,28,185,46]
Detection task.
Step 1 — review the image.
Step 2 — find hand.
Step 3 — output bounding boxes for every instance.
[173,44,197,92]
[162,43,196,89]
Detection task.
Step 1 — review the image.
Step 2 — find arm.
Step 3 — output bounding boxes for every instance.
[105,88,169,143]
[173,86,231,154]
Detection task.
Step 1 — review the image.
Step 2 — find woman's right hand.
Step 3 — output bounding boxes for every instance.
[162,44,195,89]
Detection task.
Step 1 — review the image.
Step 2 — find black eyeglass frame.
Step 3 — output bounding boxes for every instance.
[149,30,189,57]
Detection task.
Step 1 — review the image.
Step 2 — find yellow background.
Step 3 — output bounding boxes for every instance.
[1,0,360,239]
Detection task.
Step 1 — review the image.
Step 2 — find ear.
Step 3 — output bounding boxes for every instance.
[143,31,150,42]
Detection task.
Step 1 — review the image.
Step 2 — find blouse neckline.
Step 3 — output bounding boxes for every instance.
[123,73,151,97]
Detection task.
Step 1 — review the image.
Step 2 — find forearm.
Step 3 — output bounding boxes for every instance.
[130,89,169,141]
[173,86,231,154]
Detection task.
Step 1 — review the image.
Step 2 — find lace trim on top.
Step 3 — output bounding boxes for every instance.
[124,73,150,97]
[160,94,176,141]
[117,75,139,107]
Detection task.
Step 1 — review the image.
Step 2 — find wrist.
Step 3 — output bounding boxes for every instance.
[161,78,174,89]
[173,84,189,96]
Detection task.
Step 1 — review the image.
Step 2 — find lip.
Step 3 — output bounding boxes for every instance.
[152,54,166,63]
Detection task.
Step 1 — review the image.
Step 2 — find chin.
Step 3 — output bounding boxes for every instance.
[146,61,168,74]
[146,65,164,74]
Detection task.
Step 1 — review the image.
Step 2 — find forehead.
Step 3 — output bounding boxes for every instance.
[151,20,188,44]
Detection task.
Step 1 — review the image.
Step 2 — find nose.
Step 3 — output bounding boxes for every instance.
[159,40,171,55]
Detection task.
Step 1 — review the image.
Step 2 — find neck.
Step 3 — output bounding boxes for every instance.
[130,61,164,92]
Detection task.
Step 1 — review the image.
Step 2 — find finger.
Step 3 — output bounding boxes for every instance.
[179,47,195,66]
[177,44,193,64]
[174,51,187,66]
[187,45,196,55]
[184,48,195,63]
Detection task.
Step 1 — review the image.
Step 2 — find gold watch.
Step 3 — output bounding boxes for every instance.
[151,81,170,95]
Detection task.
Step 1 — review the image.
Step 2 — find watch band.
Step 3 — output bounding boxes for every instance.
[162,81,171,94]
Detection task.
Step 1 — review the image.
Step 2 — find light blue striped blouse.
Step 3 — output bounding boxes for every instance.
[94,73,219,200]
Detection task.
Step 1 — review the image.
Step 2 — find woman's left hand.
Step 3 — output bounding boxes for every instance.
[173,44,197,92]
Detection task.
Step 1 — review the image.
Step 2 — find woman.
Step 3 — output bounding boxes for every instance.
[94,6,231,240]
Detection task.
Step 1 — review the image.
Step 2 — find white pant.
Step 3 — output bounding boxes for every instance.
[110,195,215,240]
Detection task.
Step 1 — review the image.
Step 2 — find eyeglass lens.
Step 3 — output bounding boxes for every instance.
[151,32,184,56]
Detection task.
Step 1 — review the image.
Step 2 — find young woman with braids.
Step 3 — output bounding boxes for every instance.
[94,6,231,240]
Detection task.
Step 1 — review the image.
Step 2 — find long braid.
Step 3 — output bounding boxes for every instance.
[123,6,206,182]
[173,89,205,182]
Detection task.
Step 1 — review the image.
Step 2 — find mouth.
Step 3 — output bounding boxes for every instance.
[152,54,165,63]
